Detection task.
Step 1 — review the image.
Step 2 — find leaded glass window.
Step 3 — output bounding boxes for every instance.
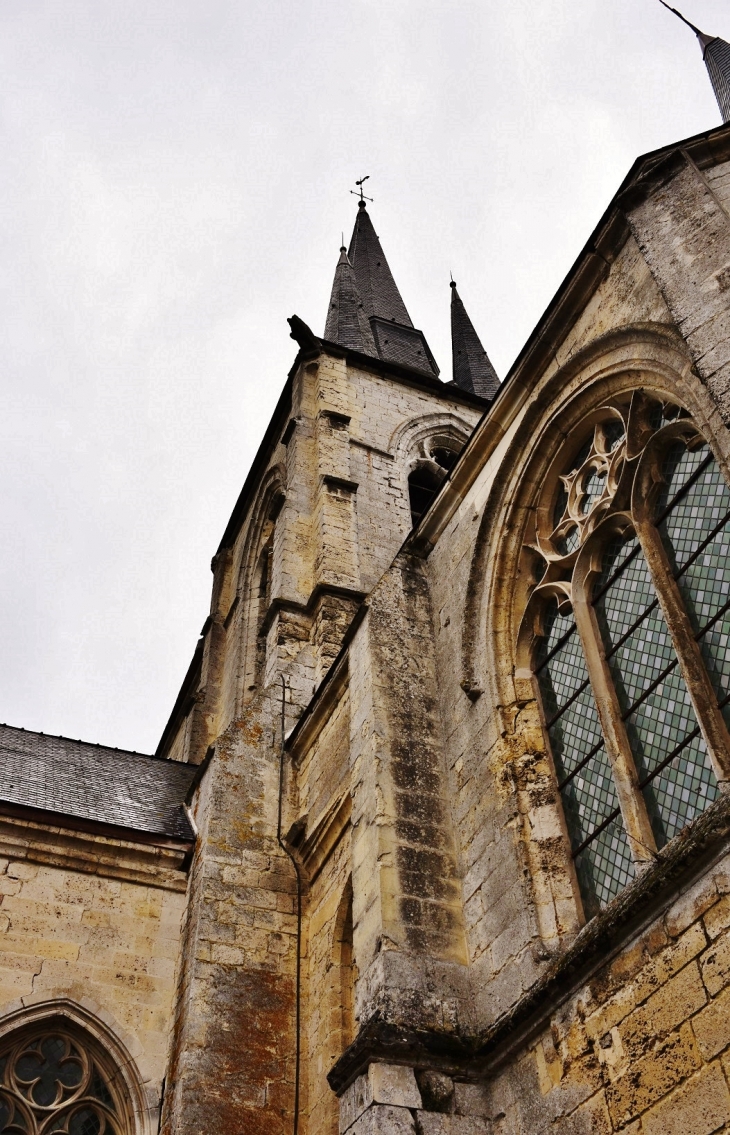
[0,1022,131,1135]
[524,394,730,920]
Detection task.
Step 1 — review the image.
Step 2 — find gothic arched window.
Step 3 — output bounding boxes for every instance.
[408,436,463,526]
[522,392,730,920]
[0,1019,132,1134]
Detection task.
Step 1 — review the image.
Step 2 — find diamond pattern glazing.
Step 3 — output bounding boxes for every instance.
[573,814,635,919]
[593,538,708,847]
[560,746,619,849]
[659,453,730,574]
[531,407,729,922]
[643,732,718,848]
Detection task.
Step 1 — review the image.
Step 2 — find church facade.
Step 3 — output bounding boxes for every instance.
[6,27,730,1135]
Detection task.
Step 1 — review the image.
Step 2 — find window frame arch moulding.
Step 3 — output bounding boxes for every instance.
[390,411,473,529]
[0,998,154,1135]
[462,324,730,934]
[234,463,287,710]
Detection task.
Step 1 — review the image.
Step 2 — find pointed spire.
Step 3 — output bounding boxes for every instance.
[324,245,377,355]
[347,201,413,326]
[659,1,730,121]
[323,200,439,378]
[450,281,499,401]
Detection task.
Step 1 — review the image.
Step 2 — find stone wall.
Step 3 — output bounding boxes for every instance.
[0,816,188,1129]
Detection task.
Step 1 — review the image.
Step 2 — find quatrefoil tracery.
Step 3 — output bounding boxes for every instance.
[0,1030,122,1135]
[546,415,627,561]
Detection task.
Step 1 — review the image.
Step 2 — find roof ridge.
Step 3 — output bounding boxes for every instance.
[0,721,162,761]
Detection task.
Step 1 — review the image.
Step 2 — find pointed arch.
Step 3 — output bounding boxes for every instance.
[0,999,153,1134]
[461,322,730,931]
[236,464,287,705]
[390,412,474,528]
[332,879,356,1050]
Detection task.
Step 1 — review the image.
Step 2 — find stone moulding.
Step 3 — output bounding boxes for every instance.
[328,788,730,1093]
[0,815,190,892]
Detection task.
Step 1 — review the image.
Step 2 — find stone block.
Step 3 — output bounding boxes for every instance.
[692,984,730,1059]
[605,1023,701,1128]
[551,1091,612,1135]
[348,1104,417,1135]
[369,1064,423,1109]
[620,961,707,1058]
[704,893,730,941]
[414,1115,489,1134]
[341,1066,423,1131]
[452,1083,489,1118]
[642,1061,730,1135]
[665,876,718,938]
[701,933,730,996]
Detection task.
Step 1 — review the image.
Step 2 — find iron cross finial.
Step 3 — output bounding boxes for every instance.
[350,176,374,204]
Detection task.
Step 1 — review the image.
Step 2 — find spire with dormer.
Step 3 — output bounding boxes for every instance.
[660,1,730,121]
[324,245,377,355]
[323,198,439,378]
[450,280,499,401]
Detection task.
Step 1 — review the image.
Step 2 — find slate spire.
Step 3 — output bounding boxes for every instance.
[324,245,377,355]
[659,1,730,121]
[450,281,499,401]
[323,199,440,378]
[347,200,413,326]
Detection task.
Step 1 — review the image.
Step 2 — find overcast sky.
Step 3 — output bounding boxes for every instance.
[1,0,728,754]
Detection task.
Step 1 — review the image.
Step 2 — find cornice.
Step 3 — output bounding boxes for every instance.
[0,813,190,893]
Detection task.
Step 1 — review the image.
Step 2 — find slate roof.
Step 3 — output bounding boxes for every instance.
[450,282,500,400]
[324,246,377,354]
[0,723,196,842]
[348,202,414,326]
[323,201,439,378]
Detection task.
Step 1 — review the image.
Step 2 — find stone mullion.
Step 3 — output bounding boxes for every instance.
[633,516,730,786]
[571,588,658,869]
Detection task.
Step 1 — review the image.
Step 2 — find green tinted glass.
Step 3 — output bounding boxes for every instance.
[594,537,716,849]
[573,814,634,920]
[536,601,633,914]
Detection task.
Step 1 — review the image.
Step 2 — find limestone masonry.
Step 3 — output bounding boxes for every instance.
[9,62,730,1135]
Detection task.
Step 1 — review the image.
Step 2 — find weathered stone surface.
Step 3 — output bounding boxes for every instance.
[413,1114,490,1134]
[642,1061,730,1135]
[348,1104,417,1135]
[16,117,730,1135]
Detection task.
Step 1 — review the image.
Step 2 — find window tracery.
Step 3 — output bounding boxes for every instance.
[523,392,730,919]
[407,436,463,527]
[0,1024,131,1135]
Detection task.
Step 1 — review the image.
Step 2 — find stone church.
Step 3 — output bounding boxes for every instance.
[6,11,730,1135]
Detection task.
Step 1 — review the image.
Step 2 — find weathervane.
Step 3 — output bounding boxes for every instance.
[350,176,373,204]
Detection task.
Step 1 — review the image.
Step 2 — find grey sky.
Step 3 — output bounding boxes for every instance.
[0,0,726,754]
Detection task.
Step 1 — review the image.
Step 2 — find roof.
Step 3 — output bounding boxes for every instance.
[450,282,500,400]
[324,247,377,354]
[0,724,196,842]
[323,202,440,378]
[348,201,413,325]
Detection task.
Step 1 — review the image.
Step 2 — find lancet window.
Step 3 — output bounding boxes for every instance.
[0,1022,131,1134]
[523,392,730,920]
